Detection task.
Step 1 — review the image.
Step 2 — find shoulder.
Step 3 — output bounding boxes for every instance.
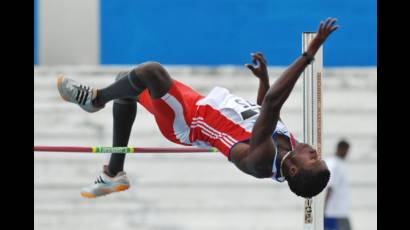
[229,142,250,163]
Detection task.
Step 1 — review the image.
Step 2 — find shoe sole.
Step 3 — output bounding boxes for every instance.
[80,184,130,199]
[56,74,69,101]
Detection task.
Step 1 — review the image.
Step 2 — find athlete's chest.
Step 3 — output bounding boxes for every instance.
[219,94,261,121]
[196,87,260,123]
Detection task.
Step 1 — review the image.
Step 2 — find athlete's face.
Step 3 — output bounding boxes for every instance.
[292,143,327,173]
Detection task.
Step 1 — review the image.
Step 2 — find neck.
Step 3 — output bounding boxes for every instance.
[277,150,288,162]
[279,150,293,179]
[274,135,293,160]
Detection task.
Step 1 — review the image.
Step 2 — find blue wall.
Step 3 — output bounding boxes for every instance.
[101,0,376,66]
[33,0,376,66]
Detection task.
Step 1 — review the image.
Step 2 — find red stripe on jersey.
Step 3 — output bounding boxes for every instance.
[192,104,253,157]
[289,132,296,150]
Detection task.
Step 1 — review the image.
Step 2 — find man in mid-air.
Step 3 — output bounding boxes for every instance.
[57,18,339,199]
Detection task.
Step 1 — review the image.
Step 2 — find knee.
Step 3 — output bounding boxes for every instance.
[137,61,166,77]
[131,61,171,87]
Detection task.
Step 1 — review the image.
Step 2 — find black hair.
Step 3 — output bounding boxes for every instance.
[285,167,330,198]
[337,139,350,150]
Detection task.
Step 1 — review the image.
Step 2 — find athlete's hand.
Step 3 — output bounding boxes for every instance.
[245,52,269,80]
[316,17,339,43]
[306,18,339,56]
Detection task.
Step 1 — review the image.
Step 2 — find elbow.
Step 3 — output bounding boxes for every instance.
[263,94,282,111]
[263,94,275,103]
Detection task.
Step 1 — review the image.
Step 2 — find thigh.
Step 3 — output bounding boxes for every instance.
[138,79,204,145]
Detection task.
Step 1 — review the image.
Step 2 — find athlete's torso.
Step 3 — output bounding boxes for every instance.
[190,86,295,157]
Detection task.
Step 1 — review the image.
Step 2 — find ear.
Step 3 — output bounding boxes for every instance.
[288,165,298,177]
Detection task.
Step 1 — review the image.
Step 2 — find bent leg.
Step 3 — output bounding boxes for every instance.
[94,62,173,107]
[104,63,174,175]
[107,72,138,176]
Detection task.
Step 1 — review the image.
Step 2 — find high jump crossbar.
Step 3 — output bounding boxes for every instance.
[33,146,219,153]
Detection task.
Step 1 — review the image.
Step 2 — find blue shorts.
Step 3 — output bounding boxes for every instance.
[324,217,352,230]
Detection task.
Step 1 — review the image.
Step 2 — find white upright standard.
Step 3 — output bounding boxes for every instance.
[302,32,324,230]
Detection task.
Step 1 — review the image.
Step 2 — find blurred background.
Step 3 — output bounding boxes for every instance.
[34,0,377,230]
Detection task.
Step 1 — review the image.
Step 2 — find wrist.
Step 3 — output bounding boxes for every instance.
[307,37,323,54]
[302,52,315,64]
[259,75,269,83]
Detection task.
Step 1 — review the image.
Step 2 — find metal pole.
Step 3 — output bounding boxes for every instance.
[302,32,324,230]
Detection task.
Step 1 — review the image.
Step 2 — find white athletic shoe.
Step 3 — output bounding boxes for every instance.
[56,74,104,113]
[81,165,130,198]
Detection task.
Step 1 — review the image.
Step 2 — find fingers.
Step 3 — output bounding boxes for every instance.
[318,18,339,37]
[255,52,264,59]
[245,63,256,72]
[251,52,267,66]
[330,25,339,32]
[318,21,325,32]
[252,55,257,65]
[320,18,338,31]
[247,52,267,73]
[255,52,266,63]
[326,18,337,31]
[323,17,332,28]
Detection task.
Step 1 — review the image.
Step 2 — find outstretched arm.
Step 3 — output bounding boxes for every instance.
[245,52,270,105]
[230,18,338,177]
[249,18,339,156]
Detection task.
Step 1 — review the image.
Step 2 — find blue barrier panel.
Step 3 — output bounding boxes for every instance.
[101,0,376,66]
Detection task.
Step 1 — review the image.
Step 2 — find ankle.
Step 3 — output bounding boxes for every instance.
[104,168,117,177]
[92,89,104,108]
